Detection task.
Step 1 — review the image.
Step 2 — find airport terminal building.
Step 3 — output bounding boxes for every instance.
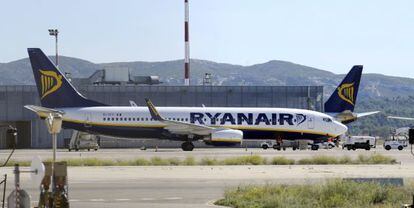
[0,84,324,149]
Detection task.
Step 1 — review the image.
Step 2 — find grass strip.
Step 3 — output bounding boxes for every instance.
[0,154,397,167]
[215,180,414,208]
[297,154,397,165]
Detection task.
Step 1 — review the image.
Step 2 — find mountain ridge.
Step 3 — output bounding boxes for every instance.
[1,56,414,100]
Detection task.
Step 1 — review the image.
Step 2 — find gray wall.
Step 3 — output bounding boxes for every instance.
[0,85,323,148]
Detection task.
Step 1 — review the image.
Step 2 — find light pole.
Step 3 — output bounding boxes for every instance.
[48,29,59,68]
[45,113,62,199]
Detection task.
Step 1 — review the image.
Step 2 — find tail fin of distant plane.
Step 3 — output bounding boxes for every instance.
[324,65,363,113]
[27,48,105,108]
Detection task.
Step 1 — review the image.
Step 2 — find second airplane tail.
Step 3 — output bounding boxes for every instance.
[27,48,105,108]
[324,65,363,113]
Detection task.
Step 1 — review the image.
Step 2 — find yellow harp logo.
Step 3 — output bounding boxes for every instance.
[39,70,63,99]
[337,82,355,106]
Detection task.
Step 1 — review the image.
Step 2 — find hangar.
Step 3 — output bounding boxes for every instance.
[0,84,323,148]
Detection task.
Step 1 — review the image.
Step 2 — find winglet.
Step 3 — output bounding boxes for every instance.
[129,100,138,107]
[145,99,163,121]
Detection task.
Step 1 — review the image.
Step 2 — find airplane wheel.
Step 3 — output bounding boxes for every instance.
[273,145,281,150]
[181,142,194,151]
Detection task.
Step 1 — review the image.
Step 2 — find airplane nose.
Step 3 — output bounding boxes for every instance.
[335,121,348,136]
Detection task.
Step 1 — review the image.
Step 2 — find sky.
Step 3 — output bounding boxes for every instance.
[1,0,414,77]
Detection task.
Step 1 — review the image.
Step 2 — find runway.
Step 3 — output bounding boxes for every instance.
[1,148,414,207]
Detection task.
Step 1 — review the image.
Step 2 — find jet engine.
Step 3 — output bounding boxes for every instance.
[204,129,243,146]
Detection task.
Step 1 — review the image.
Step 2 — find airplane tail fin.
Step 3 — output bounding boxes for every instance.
[27,48,105,108]
[324,65,363,113]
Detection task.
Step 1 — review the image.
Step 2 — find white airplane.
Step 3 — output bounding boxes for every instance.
[25,48,349,151]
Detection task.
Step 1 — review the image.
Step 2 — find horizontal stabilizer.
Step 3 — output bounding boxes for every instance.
[24,105,64,117]
[356,111,380,118]
[333,111,380,124]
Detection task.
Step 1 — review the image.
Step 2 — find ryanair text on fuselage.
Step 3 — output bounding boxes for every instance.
[190,112,307,126]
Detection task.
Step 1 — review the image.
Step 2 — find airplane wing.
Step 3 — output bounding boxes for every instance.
[387,116,414,121]
[145,99,215,136]
[24,105,64,117]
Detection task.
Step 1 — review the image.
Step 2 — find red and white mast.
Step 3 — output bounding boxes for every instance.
[184,0,190,86]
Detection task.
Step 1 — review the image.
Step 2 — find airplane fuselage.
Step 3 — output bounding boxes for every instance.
[40,106,347,141]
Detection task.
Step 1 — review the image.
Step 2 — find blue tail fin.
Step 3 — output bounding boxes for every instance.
[27,48,105,108]
[324,65,363,113]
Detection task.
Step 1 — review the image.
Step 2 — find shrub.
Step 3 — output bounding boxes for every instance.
[200,157,219,166]
[357,154,397,164]
[183,156,196,166]
[132,158,150,166]
[150,157,170,166]
[270,157,295,165]
[221,155,265,165]
[167,158,181,166]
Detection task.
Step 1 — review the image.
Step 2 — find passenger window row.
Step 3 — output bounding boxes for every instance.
[166,118,189,122]
[103,117,150,121]
[102,117,189,122]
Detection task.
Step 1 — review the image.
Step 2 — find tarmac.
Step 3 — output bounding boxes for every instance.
[1,147,414,207]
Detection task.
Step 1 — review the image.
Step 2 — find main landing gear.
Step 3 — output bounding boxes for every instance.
[181,141,194,151]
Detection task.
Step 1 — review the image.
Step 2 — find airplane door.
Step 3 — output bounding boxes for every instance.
[308,115,314,129]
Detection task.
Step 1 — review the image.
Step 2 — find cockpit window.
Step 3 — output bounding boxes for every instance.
[323,118,332,122]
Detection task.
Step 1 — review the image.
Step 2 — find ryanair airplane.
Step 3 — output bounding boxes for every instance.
[25,48,351,151]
